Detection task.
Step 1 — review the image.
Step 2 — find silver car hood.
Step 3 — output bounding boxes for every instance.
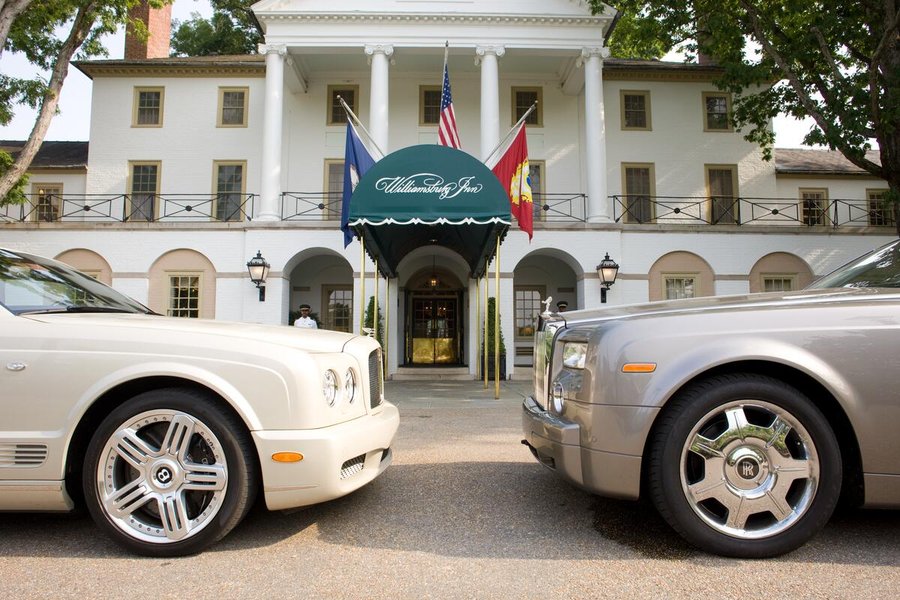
[552,287,897,327]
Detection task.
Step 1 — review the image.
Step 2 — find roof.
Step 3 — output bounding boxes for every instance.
[0,140,88,169]
[774,148,881,176]
[73,54,265,78]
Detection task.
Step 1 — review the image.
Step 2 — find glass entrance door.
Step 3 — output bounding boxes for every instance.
[409,296,459,364]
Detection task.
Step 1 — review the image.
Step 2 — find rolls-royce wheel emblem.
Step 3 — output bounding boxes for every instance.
[736,458,760,480]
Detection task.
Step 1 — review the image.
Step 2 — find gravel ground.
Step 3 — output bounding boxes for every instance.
[1,380,898,599]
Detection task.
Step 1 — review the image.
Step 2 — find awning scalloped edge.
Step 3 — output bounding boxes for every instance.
[348,217,511,226]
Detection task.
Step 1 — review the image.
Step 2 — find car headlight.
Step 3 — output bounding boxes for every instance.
[344,368,357,404]
[323,369,339,407]
[562,342,588,369]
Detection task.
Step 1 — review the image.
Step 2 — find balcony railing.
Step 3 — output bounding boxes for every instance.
[2,192,892,230]
[0,194,257,223]
[612,195,897,228]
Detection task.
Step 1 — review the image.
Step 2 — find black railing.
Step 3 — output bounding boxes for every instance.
[532,193,587,223]
[0,194,257,223]
[2,191,892,230]
[281,191,342,221]
[612,195,896,228]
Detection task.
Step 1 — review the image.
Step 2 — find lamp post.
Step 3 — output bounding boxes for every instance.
[247,251,270,301]
[596,253,619,304]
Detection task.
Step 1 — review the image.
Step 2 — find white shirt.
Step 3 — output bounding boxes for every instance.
[294,315,318,329]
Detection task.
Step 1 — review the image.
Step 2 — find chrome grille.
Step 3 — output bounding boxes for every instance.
[0,443,48,467]
[368,349,383,408]
[340,454,366,479]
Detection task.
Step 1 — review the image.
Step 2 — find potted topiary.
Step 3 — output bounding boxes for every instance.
[480,296,506,380]
[363,296,384,345]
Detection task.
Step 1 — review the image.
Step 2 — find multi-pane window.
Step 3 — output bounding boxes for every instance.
[168,275,200,318]
[324,160,344,218]
[867,189,895,226]
[664,276,696,300]
[32,183,62,222]
[327,85,358,125]
[323,285,353,332]
[129,161,160,221]
[703,92,731,131]
[514,286,545,338]
[621,91,651,130]
[218,87,248,127]
[133,87,164,126]
[214,161,245,221]
[800,189,829,225]
[420,86,441,125]
[512,87,542,126]
[622,164,654,223]
[763,276,796,292]
[707,165,739,224]
[529,161,544,221]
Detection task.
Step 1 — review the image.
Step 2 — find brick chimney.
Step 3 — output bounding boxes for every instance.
[124,0,172,60]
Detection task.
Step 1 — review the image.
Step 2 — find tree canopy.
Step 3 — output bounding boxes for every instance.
[169,0,260,57]
[0,0,168,203]
[594,0,900,230]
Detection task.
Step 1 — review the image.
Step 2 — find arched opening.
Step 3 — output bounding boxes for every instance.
[285,250,354,331]
[513,250,579,366]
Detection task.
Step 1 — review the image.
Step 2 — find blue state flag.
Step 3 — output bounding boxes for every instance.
[341,121,378,247]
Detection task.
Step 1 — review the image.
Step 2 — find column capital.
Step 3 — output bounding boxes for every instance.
[258,43,287,56]
[474,45,505,65]
[365,44,394,57]
[577,46,610,66]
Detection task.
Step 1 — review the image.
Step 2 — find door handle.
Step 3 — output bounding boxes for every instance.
[6,362,26,372]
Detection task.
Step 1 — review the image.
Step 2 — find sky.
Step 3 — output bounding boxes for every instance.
[0,0,817,147]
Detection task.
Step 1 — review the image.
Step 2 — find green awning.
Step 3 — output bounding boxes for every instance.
[348,145,511,278]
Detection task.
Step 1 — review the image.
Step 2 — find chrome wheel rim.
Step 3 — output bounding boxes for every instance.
[96,410,228,544]
[680,400,819,540]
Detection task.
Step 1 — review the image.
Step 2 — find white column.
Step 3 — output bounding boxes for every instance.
[258,44,287,221]
[476,45,505,161]
[365,45,394,153]
[583,47,610,222]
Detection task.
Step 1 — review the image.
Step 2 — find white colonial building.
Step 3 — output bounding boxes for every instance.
[1,0,893,379]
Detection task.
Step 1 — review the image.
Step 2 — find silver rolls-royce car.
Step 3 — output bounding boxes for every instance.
[0,248,399,556]
[522,240,900,558]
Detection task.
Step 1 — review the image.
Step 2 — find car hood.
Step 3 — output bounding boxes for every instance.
[21,312,359,353]
[555,287,897,326]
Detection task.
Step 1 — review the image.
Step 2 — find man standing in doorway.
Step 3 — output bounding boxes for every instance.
[294,304,318,329]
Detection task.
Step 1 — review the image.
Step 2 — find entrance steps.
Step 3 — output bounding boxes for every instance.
[392,366,474,381]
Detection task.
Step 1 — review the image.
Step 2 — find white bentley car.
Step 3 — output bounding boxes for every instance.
[0,248,399,556]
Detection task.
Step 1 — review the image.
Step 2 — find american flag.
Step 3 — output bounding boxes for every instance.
[438,60,461,149]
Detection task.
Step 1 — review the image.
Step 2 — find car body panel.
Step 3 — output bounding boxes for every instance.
[0,249,399,517]
[523,287,900,506]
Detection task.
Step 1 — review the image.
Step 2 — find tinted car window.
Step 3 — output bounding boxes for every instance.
[0,249,150,315]
[808,240,900,289]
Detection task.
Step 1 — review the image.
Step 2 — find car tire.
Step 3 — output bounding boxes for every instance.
[83,388,257,556]
[648,373,841,558]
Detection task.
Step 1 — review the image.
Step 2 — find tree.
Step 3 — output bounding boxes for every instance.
[594,1,900,233]
[169,0,260,57]
[0,0,169,204]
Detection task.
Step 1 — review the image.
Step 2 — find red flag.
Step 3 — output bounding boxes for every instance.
[490,124,533,239]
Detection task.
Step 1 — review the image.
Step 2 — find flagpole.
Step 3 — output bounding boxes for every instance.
[483,275,488,389]
[483,102,538,167]
[360,240,366,334]
[494,236,501,400]
[338,96,386,158]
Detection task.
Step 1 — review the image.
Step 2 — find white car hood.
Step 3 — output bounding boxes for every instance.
[21,312,358,353]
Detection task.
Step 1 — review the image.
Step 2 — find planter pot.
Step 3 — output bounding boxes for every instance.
[481,353,506,380]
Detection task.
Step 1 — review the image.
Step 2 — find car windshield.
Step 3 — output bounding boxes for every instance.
[0,249,151,316]
[808,239,900,289]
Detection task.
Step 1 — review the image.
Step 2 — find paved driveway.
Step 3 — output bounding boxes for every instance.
[1,380,899,599]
